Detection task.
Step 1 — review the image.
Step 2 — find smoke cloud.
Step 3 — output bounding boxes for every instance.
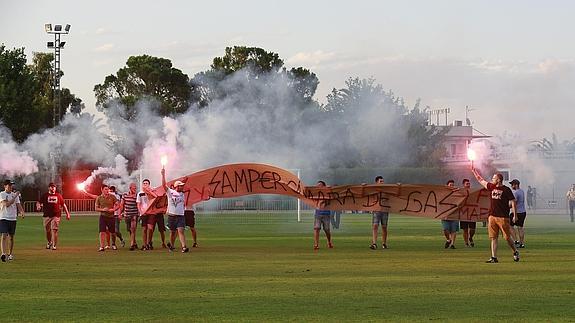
[1,69,446,191]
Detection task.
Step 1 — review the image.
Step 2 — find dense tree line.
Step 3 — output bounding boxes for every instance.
[1,44,447,169]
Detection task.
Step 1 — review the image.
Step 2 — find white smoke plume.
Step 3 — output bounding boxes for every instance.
[3,69,437,189]
[0,125,38,177]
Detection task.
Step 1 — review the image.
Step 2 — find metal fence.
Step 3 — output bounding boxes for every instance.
[23,198,311,223]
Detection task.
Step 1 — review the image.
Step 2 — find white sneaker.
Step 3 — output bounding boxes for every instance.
[51,246,57,250]
[46,242,52,249]
[7,254,13,261]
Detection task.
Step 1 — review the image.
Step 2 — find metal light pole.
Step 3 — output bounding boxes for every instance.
[44,23,70,185]
[45,23,70,127]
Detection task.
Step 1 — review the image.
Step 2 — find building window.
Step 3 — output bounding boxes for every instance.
[451,144,457,157]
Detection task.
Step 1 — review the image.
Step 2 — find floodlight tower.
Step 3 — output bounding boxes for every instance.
[45,23,71,127]
[45,23,70,185]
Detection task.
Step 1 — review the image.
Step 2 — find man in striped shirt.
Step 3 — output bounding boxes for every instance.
[120,183,139,250]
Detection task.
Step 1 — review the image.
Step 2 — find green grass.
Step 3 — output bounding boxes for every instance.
[1,212,574,322]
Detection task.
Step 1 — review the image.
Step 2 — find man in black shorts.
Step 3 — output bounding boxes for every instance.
[184,207,198,248]
[459,179,477,247]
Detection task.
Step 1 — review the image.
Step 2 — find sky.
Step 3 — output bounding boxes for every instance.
[1,0,575,140]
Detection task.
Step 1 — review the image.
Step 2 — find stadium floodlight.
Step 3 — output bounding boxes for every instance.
[44,22,71,186]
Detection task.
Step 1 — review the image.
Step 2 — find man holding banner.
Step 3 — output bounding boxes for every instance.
[313,180,334,250]
[441,180,458,249]
[471,167,520,263]
[161,168,189,253]
[370,176,389,250]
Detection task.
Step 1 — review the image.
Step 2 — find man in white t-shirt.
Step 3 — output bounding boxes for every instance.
[0,180,25,262]
[161,168,189,253]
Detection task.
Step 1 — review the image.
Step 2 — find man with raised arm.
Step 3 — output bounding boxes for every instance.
[471,167,520,263]
[161,168,189,253]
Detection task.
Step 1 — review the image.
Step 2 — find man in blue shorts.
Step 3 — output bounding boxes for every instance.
[370,176,389,250]
[441,180,459,249]
[313,180,333,250]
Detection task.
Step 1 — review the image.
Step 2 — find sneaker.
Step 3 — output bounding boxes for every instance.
[192,242,198,248]
[313,244,319,250]
[514,240,520,247]
[105,245,110,250]
[465,243,470,247]
[519,243,525,249]
[369,243,377,250]
[513,250,520,262]
[120,240,126,248]
[111,245,117,250]
[328,242,334,249]
[450,245,456,249]
[444,240,451,249]
[382,244,388,249]
[1,254,6,262]
[167,242,175,251]
[51,246,57,250]
[46,242,52,249]
[485,257,498,263]
[98,247,105,252]
[181,247,190,253]
[148,242,154,250]
[470,239,475,247]
[140,245,147,251]
[7,254,13,261]
[129,245,136,251]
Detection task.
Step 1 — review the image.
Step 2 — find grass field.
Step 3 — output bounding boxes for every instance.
[1,212,574,322]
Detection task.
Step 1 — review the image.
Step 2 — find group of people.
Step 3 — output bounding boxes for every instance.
[83,168,199,253]
[2,166,573,263]
[312,176,389,251]
[312,167,529,264]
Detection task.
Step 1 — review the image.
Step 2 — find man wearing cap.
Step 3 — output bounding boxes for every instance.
[161,168,189,253]
[36,183,71,250]
[0,180,24,262]
[509,179,527,248]
[566,184,575,222]
[471,168,520,263]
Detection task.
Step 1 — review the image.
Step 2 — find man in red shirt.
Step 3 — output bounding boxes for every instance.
[471,167,520,263]
[36,183,71,250]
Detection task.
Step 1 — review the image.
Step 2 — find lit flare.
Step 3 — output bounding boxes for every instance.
[467,148,476,161]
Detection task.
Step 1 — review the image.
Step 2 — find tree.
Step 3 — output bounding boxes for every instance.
[94,55,191,119]
[191,46,319,107]
[322,77,446,168]
[30,52,85,122]
[0,45,45,142]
